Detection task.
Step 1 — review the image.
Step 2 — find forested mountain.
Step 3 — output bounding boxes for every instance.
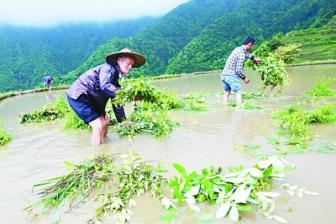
[0,17,155,92]
[66,0,335,82]
[64,0,240,81]
[166,0,336,73]
[1,0,335,92]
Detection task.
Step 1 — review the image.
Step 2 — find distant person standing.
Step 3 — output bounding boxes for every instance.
[43,75,54,90]
[66,48,146,145]
[221,37,261,105]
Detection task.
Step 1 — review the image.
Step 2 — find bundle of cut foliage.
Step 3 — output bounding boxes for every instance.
[115,77,208,111]
[181,93,208,112]
[26,151,320,224]
[20,97,69,124]
[167,156,311,223]
[26,151,167,224]
[90,151,167,223]
[272,104,336,147]
[25,153,114,212]
[250,43,301,93]
[114,77,183,110]
[305,77,336,97]
[116,102,178,138]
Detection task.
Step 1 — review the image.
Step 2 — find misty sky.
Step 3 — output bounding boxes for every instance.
[0,0,189,27]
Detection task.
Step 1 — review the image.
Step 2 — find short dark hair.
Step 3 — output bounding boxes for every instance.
[243,37,255,45]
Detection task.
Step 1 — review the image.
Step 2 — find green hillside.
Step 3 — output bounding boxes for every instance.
[279,16,336,63]
[1,0,335,92]
[167,0,336,74]
[64,0,240,81]
[66,0,335,81]
[0,18,155,92]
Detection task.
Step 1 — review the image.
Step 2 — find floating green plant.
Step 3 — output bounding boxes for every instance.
[272,104,336,147]
[116,104,178,138]
[90,151,167,224]
[0,127,12,146]
[182,93,208,112]
[25,153,114,212]
[26,152,319,224]
[168,156,315,223]
[305,77,336,97]
[227,101,264,110]
[242,92,265,100]
[20,97,69,124]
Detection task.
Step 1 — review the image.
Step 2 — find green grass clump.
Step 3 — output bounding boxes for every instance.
[273,104,336,147]
[305,77,336,97]
[227,101,264,110]
[63,109,90,130]
[20,97,69,124]
[0,128,12,146]
[182,93,208,111]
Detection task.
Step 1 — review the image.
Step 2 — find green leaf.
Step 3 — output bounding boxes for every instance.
[172,163,187,177]
[233,185,251,203]
[229,204,239,222]
[262,165,273,178]
[236,204,253,212]
[215,202,231,218]
[248,168,263,178]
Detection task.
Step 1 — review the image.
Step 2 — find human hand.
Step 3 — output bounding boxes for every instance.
[123,121,131,129]
[254,57,262,64]
[244,77,250,84]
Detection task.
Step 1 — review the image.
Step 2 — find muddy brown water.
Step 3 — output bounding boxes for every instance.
[0,64,335,224]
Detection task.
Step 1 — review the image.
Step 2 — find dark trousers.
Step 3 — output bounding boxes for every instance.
[87,92,126,123]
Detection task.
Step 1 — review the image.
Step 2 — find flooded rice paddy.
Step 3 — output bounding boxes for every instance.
[0,64,335,223]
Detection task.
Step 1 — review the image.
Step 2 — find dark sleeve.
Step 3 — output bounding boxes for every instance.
[98,66,119,98]
[246,52,254,61]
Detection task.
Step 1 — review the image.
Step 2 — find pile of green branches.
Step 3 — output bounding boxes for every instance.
[112,78,208,138]
[19,77,208,139]
[25,153,114,212]
[116,103,178,138]
[305,77,336,97]
[115,77,184,110]
[20,97,69,124]
[272,104,336,147]
[26,152,319,224]
[90,151,167,223]
[249,44,301,93]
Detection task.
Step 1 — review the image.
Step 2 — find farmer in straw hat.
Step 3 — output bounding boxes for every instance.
[66,48,146,145]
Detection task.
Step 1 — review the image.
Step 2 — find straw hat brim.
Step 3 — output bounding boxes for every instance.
[106,50,146,68]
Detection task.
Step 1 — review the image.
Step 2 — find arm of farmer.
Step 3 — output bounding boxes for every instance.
[99,67,120,99]
[246,52,261,64]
